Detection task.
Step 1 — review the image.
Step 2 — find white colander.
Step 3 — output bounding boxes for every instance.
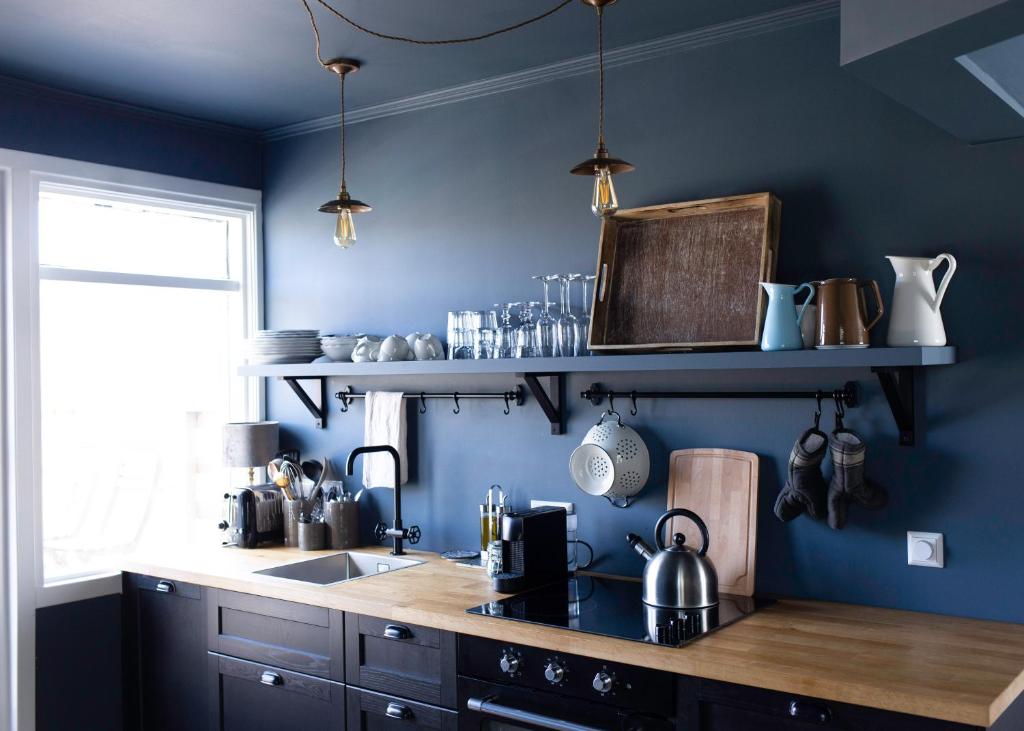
[570,410,650,500]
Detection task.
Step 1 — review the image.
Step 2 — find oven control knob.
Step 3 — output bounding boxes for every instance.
[499,651,521,675]
[543,660,566,684]
[592,670,616,694]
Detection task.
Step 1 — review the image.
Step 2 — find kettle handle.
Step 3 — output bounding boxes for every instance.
[858,279,885,332]
[654,509,710,557]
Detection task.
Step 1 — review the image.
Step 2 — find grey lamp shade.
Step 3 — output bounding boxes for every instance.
[222,421,279,468]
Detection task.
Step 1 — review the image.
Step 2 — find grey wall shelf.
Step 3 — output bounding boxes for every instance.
[240,347,957,443]
[239,346,956,379]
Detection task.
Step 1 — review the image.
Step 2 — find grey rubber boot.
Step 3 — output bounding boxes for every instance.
[826,428,888,529]
[774,428,828,522]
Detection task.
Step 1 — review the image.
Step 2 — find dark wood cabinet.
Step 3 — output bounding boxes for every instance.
[347,686,458,730]
[123,573,208,730]
[207,588,345,681]
[208,652,345,731]
[345,614,457,709]
[677,677,978,731]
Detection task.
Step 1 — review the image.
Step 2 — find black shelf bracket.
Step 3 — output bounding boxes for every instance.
[520,373,564,435]
[873,366,916,446]
[281,376,327,429]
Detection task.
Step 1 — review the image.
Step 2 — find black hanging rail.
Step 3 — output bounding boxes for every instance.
[581,381,859,414]
[335,385,525,415]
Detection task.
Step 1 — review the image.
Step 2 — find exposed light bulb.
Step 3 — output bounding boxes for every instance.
[334,209,356,249]
[591,166,619,217]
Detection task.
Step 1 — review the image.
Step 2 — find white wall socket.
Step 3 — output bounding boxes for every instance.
[530,500,575,514]
[907,531,944,568]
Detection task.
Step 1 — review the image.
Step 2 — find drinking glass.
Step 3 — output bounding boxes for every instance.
[495,303,518,359]
[446,311,460,360]
[532,275,558,357]
[453,310,476,360]
[475,328,496,359]
[555,276,581,357]
[575,273,596,356]
[516,302,541,358]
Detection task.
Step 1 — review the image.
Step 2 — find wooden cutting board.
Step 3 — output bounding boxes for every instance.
[667,448,759,596]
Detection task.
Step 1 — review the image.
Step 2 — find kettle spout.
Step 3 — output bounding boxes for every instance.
[626,532,655,561]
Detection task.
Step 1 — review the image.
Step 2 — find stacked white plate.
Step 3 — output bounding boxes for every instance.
[247,330,322,364]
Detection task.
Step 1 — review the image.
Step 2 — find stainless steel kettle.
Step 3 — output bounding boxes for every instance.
[627,508,718,609]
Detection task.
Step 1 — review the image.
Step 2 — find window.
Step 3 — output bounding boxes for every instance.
[36,185,260,582]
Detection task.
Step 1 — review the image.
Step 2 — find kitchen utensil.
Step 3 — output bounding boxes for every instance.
[246,330,322,364]
[667,448,759,596]
[590,193,780,352]
[570,410,650,502]
[494,303,518,359]
[440,549,479,561]
[886,254,957,346]
[627,508,718,609]
[760,282,815,351]
[320,334,363,361]
[578,274,596,356]
[813,277,884,348]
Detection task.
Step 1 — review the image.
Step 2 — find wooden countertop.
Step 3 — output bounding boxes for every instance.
[121,545,1024,727]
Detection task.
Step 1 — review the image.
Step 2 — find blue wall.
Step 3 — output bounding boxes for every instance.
[263,17,1024,622]
[0,77,261,188]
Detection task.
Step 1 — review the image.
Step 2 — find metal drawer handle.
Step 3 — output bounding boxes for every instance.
[155,581,175,594]
[383,624,412,640]
[385,702,412,720]
[260,670,284,687]
[789,700,832,724]
[467,696,603,731]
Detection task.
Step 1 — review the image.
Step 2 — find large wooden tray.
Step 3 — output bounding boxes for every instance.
[589,193,780,352]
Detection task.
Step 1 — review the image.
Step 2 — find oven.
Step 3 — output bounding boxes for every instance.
[458,636,675,731]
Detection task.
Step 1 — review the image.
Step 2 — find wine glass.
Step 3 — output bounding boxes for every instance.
[575,273,596,356]
[532,275,558,357]
[495,303,518,359]
[555,276,581,357]
[516,302,541,358]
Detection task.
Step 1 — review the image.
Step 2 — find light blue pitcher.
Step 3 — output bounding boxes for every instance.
[760,282,815,351]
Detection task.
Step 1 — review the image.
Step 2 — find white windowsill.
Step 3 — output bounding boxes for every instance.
[35,571,122,609]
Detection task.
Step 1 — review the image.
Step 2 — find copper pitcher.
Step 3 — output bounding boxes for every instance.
[813,278,884,348]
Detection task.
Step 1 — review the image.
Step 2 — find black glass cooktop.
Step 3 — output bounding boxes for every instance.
[467,575,772,647]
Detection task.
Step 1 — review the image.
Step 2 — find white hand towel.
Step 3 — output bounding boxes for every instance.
[363,391,408,488]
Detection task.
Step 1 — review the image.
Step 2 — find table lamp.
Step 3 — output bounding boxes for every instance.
[222,421,279,485]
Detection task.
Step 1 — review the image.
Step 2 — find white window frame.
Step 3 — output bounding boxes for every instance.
[1,147,263,730]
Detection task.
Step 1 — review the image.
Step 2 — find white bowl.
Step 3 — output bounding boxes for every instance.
[322,342,357,362]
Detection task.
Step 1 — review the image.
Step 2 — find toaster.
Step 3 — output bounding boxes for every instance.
[218,486,283,548]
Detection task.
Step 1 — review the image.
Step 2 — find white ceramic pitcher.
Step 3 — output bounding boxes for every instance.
[885,254,957,346]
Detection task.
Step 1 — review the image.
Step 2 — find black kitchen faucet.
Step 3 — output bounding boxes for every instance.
[345,445,420,556]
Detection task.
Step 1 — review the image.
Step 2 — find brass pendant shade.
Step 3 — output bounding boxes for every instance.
[570,146,634,176]
[318,189,372,214]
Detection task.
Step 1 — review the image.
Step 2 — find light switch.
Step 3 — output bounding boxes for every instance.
[907,531,944,568]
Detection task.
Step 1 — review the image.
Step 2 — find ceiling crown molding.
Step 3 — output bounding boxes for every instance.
[264,0,839,142]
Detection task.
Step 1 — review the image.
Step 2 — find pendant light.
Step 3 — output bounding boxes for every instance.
[570,0,633,217]
[318,59,370,249]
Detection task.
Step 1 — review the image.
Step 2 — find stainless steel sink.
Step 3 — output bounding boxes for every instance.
[253,551,423,585]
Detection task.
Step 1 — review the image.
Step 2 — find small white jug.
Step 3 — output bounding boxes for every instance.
[886,254,957,346]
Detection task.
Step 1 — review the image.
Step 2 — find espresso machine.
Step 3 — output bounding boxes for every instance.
[492,506,568,593]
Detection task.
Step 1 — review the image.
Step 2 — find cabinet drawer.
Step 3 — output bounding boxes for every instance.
[683,677,975,731]
[208,652,345,731]
[208,589,344,681]
[345,614,456,708]
[346,687,457,730]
